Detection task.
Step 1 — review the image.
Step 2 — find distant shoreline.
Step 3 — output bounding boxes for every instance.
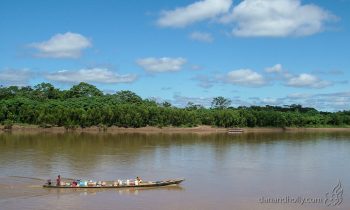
[1,125,350,134]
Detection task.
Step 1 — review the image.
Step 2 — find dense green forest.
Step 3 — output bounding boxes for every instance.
[1,82,350,129]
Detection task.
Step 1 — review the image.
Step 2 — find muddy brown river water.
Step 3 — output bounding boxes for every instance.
[0,132,349,210]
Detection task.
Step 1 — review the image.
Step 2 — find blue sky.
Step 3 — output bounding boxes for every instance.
[0,0,349,111]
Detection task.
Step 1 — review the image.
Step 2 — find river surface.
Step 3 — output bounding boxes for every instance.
[0,131,349,210]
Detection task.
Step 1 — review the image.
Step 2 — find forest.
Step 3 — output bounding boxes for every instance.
[1,82,350,129]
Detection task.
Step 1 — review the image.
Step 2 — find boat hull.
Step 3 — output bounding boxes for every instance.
[43,179,184,189]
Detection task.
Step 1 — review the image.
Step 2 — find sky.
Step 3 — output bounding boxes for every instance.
[0,0,350,111]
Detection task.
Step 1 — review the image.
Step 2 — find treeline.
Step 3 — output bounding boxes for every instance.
[1,82,350,129]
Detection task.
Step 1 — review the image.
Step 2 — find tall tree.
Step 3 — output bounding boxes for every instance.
[34,82,60,100]
[211,96,232,109]
[66,82,103,98]
[114,90,142,104]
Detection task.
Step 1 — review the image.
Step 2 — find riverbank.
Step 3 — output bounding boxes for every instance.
[1,124,350,134]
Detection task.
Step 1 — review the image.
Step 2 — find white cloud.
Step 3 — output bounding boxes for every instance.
[221,0,335,37]
[136,57,187,72]
[286,73,331,88]
[46,68,137,83]
[264,64,333,89]
[189,31,214,42]
[29,32,92,58]
[193,64,335,90]
[157,0,232,27]
[0,68,32,86]
[225,69,266,86]
[265,64,283,73]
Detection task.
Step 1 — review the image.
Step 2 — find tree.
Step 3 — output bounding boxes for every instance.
[0,86,22,99]
[66,82,103,98]
[0,87,12,100]
[186,102,204,110]
[114,90,142,104]
[0,82,349,129]
[143,98,158,107]
[33,82,60,100]
[162,101,172,107]
[211,96,232,109]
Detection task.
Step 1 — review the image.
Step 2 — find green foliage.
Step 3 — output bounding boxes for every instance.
[66,82,103,98]
[161,101,172,108]
[186,102,204,110]
[0,83,349,128]
[33,82,61,100]
[114,90,142,104]
[211,96,232,109]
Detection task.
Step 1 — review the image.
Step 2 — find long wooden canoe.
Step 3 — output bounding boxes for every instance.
[43,178,184,188]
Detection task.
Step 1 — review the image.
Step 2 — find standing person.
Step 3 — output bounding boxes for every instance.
[56,175,61,186]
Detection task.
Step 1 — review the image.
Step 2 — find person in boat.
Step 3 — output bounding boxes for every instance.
[47,179,52,186]
[136,176,142,183]
[56,175,61,186]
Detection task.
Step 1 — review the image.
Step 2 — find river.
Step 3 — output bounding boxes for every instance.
[0,131,349,210]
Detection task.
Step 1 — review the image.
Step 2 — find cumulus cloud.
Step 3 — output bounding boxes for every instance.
[225,69,266,87]
[136,57,187,72]
[29,32,91,58]
[221,0,335,37]
[286,73,331,88]
[157,0,336,37]
[192,64,335,89]
[46,68,137,83]
[265,64,283,73]
[264,64,333,89]
[0,68,32,86]
[189,31,214,42]
[157,0,232,27]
